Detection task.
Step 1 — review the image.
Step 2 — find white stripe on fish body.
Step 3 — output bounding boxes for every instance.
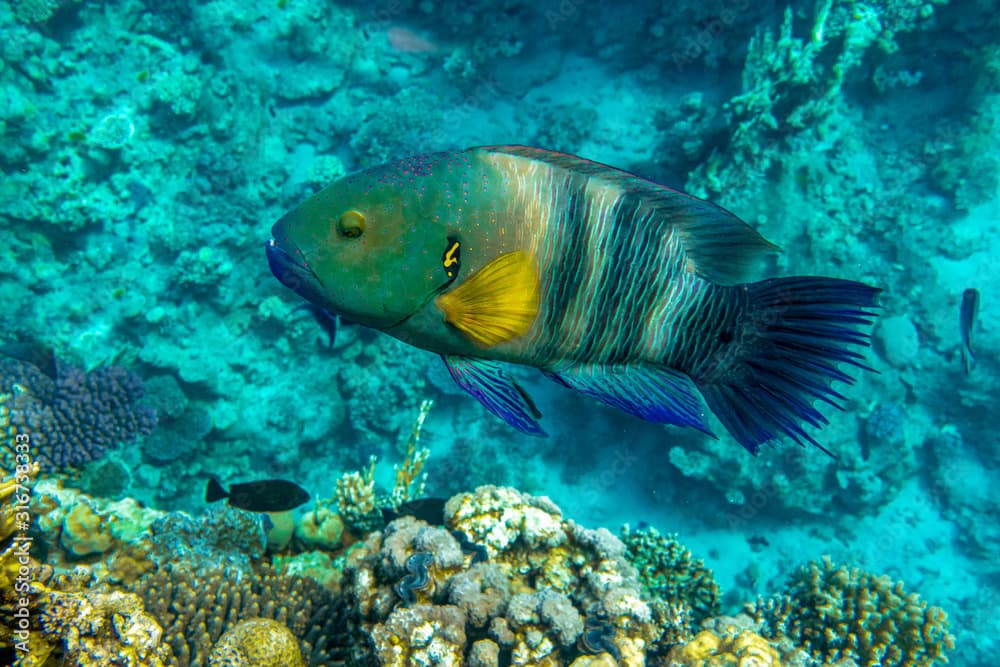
[481,150,716,371]
[636,226,697,359]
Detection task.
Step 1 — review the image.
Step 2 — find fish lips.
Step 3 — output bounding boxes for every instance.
[266,236,327,305]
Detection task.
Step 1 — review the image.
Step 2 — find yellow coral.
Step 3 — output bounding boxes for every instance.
[667,628,782,666]
[60,502,114,556]
[32,478,165,563]
[264,510,295,551]
[390,399,433,506]
[336,456,377,522]
[34,587,171,666]
[294,504,345,550]
[208,617,305,667]
[569,654,619,667]
[0,459,39,598]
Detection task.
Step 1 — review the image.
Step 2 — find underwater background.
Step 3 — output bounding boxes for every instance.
[0,0,995,665]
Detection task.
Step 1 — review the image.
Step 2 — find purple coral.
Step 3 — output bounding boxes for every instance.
[1,359,156,469]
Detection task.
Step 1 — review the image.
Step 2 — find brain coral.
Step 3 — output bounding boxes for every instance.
[209,617,305,667]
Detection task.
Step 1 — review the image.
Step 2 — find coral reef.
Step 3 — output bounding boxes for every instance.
[342,485,676,666]
[32,478,165,561]
[130,561,348,666]
[335,455,381,533]
[0,0,986,661]
[333,400,435,535]
[31,585,172,667]
[0,358,156,469]
[621,524,721,628]
[751,556,954,666]
[666,626,782,666]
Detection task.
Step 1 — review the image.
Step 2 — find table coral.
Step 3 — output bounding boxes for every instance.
[751,556,954,666]
[0,358,156,469]
[208,617,305,667]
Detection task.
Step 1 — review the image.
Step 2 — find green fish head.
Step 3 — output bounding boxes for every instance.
[268,169,449,330]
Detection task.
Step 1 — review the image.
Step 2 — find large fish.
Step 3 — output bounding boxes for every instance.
[267,146,879,454]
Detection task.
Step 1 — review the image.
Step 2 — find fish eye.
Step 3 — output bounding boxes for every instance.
[337,210,366,239]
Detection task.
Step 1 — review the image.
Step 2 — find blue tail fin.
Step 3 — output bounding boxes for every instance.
[695,277,880,454]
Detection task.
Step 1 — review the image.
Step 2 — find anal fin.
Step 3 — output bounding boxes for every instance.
[545,363,713,435]
[442,355,546,436]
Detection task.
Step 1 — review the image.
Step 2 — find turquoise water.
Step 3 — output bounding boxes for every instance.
[0,1,995,665]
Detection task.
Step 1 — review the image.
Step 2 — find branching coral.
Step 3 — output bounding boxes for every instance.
[335,454,380,532]
[621,524,721,629]
[0,358,156,469]
[751,556,954,666]
[129,561,349,666]
[333,400,435,534]
[0,459,39,605]
[688,0,946,205]
[390,399,433,507]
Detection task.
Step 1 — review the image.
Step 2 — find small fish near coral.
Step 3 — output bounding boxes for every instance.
[959,287,979,375]
[206,476,310,513]
[268,146,880,454]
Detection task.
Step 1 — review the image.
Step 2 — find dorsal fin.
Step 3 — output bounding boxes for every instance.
[476,145,779,284]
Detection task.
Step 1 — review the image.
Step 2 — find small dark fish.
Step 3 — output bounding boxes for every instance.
[960,288,979,375]
[747,534,770,552]
[206,476,310,513]
[381,497,447,526]
[0,340,58,381]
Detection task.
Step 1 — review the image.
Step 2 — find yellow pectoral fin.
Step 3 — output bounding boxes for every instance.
[434,251,540,347]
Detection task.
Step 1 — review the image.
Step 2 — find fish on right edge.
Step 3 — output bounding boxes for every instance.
[960,288,979,375]
[267,145,881,455]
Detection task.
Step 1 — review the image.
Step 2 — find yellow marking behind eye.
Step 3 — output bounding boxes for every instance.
[443,242,460,268]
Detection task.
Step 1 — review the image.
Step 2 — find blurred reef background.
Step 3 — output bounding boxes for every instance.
[0,0,996,664]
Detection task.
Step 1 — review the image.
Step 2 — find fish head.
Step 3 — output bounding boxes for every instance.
[268,162,454,331]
